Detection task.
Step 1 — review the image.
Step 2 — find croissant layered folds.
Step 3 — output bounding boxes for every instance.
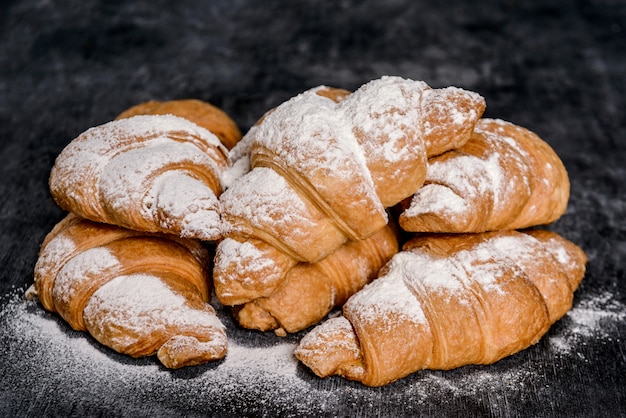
[295,230,587,387]
[49,112,233,241]
[32,213,227,369]
[215,76,486,305]
[399,118,570,233]
[232,224,399,335]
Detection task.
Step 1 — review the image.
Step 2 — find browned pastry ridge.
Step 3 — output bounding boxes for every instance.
[295,230,587,387]
[31,213,227,369]
[399,118,570,233]
[233,224,399,336]
[49,111,234,241]
[214,76,486,307]
[116,98,242,150]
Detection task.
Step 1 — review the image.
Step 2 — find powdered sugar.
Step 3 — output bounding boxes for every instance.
[346,258,428,327]
[35,234,77,271]
[455,247,509,294]
[486,119,528,154]
[393,251,466,293]
[409,150,505,216]
[251,88,386,227]
[214,238,285,289]
[481,153,505,208]
[254,89,371,178]
[405,183,468,222]
[548,291,626,355]
[222,339,299,377]
[99,139,220,212]
[340,76,425,165]
[217,239,276,275]
[1,284,623,416]
[221,167,320,240]
[87,273,218,326]
[151,171,222,240]
[406,154,491,219]
[83,273,226,353]
[52,247,119,309]
[222,132,252,189]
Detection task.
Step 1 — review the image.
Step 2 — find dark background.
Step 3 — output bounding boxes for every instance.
[1,0,624,417]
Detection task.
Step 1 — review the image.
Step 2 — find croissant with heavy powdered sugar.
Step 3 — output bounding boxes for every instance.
[398,118,570,233]
[295,230,587,387]
[49,100,241,241]
[31,213,227,369]
[214,76,486,306]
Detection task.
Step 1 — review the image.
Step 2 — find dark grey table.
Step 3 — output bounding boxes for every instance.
[1,1,624,416]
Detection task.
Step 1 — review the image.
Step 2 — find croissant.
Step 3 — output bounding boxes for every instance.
[232,224,399,336]
[215,76,486,305]
[116,98,242,150]
[49,113,232,241]
[31,213,227,369]
[398,118,570,233]
[295,229,587,387]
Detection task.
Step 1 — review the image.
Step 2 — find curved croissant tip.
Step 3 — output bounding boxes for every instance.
[153,172,223,241]
[295,316,364,380]
[157,335,227,369]
[234,302,280,332]
[177,209,223,241]
[400,184,470,233]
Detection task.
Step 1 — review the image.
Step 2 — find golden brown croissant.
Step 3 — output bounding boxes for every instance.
[231,224,399,336]
[295,230,587,387]
[49,113,231,240]
[399,118,570,233]
[116,98,242,150]
[215,76,486,305]
[31,213,227,369]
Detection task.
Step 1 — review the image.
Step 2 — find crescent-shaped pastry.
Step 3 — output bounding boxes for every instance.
[32,213,227,369]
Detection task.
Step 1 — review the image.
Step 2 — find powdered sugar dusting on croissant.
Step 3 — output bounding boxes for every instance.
[221,167,325,242]
[33,234,77,310]
[50,114,230,240]
[346,255,428,326]
[214,238,284,284]
[254,91,369,176]
[83,273,227,358]
[405,141,527,224]
[150,171,222,239]
[400,118,568,233]
[340,76,426,164]
[392,251,465,293]
[52,247,119,324]
[252,89,387,231]
[415,155,494,219]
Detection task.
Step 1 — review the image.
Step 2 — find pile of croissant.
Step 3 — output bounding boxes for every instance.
[30,76,586,386]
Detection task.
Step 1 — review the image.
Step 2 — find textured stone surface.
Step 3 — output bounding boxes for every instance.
[1,0,624,416]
